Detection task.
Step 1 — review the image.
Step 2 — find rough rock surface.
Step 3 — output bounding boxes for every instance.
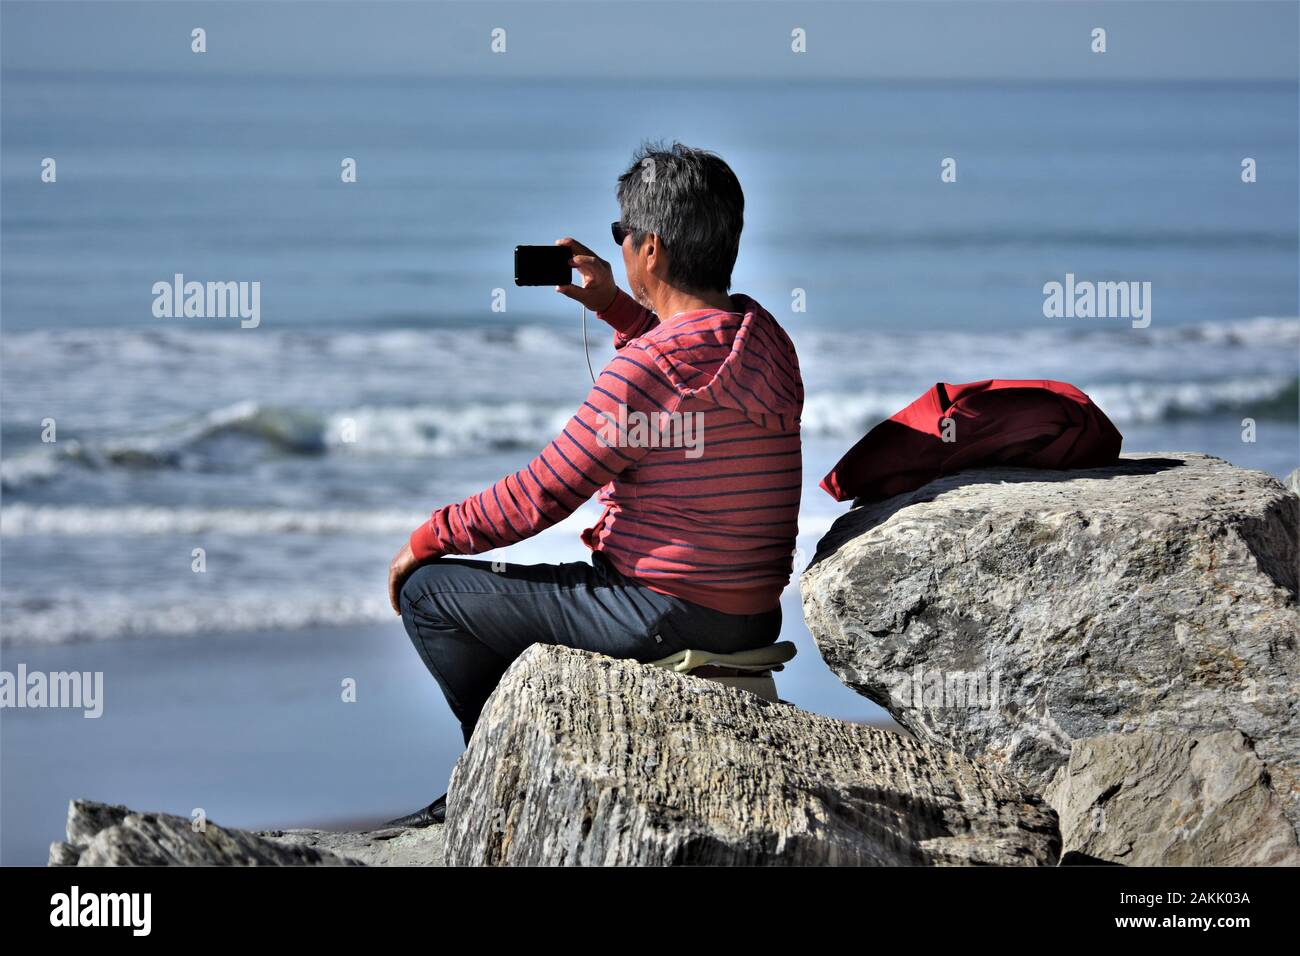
[444,644,1060,866]
[1044,730,1300,866]
[257,825,447,866]
[50,800,358,866]
[801,453,1300,840]
[50,800,448,866]
[1287,467,1299,497]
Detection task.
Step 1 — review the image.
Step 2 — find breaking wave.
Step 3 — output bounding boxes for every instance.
[4,375,1294,493]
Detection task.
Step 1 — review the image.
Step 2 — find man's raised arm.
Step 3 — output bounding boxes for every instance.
[406,341,680,561]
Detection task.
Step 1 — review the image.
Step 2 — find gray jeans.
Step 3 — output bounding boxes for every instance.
[399,550,782,745]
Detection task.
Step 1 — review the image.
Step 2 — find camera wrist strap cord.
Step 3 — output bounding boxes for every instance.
[582,304,596,383]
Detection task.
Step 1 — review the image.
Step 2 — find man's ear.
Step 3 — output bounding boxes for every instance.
[643,233,667,278]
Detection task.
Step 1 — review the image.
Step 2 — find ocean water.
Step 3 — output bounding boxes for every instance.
[2,72,1297,864]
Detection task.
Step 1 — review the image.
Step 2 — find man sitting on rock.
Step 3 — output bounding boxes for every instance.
[384,143,805,827]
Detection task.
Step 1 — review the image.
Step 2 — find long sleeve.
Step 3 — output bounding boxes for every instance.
[408,343,682,561]
[597,288,658,349]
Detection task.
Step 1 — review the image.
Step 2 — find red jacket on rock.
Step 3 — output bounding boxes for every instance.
[820,379,1122,503]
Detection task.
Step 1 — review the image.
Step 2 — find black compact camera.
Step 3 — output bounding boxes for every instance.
[514,245,573,286]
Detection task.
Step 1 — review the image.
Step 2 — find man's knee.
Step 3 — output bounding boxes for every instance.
[399,561,451,619]
[399,560,489,628]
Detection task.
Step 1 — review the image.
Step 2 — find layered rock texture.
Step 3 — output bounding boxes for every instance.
[256,825,447,866]
[56,643,1059,867]
[802,452,1299,864]
[443,644,1059,866]
[51,800,357,866]
[49,799,446,866]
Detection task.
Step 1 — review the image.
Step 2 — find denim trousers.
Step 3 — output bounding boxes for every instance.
[398,550,782,746]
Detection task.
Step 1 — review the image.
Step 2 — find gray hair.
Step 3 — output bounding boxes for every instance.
[616,142,744,294]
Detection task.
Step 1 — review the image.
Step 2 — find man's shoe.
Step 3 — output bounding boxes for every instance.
[383,792,447,828]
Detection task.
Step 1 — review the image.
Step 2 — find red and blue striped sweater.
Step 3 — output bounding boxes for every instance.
[408,288,804,615]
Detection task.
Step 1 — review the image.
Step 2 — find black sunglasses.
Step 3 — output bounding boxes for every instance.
[611,220,635,246]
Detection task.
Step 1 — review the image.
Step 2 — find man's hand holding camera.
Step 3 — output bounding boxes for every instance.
[554,237,618,312]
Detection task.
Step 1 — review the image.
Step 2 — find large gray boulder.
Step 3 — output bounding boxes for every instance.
[1044,730,1299,866]
[444,644,1060,866]
[801,453,1299,847]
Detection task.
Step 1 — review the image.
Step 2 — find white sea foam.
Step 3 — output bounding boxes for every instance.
[0,503,424,537]
[0,591,396,647]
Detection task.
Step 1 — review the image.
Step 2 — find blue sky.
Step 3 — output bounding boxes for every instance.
[2,1,1297,81]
